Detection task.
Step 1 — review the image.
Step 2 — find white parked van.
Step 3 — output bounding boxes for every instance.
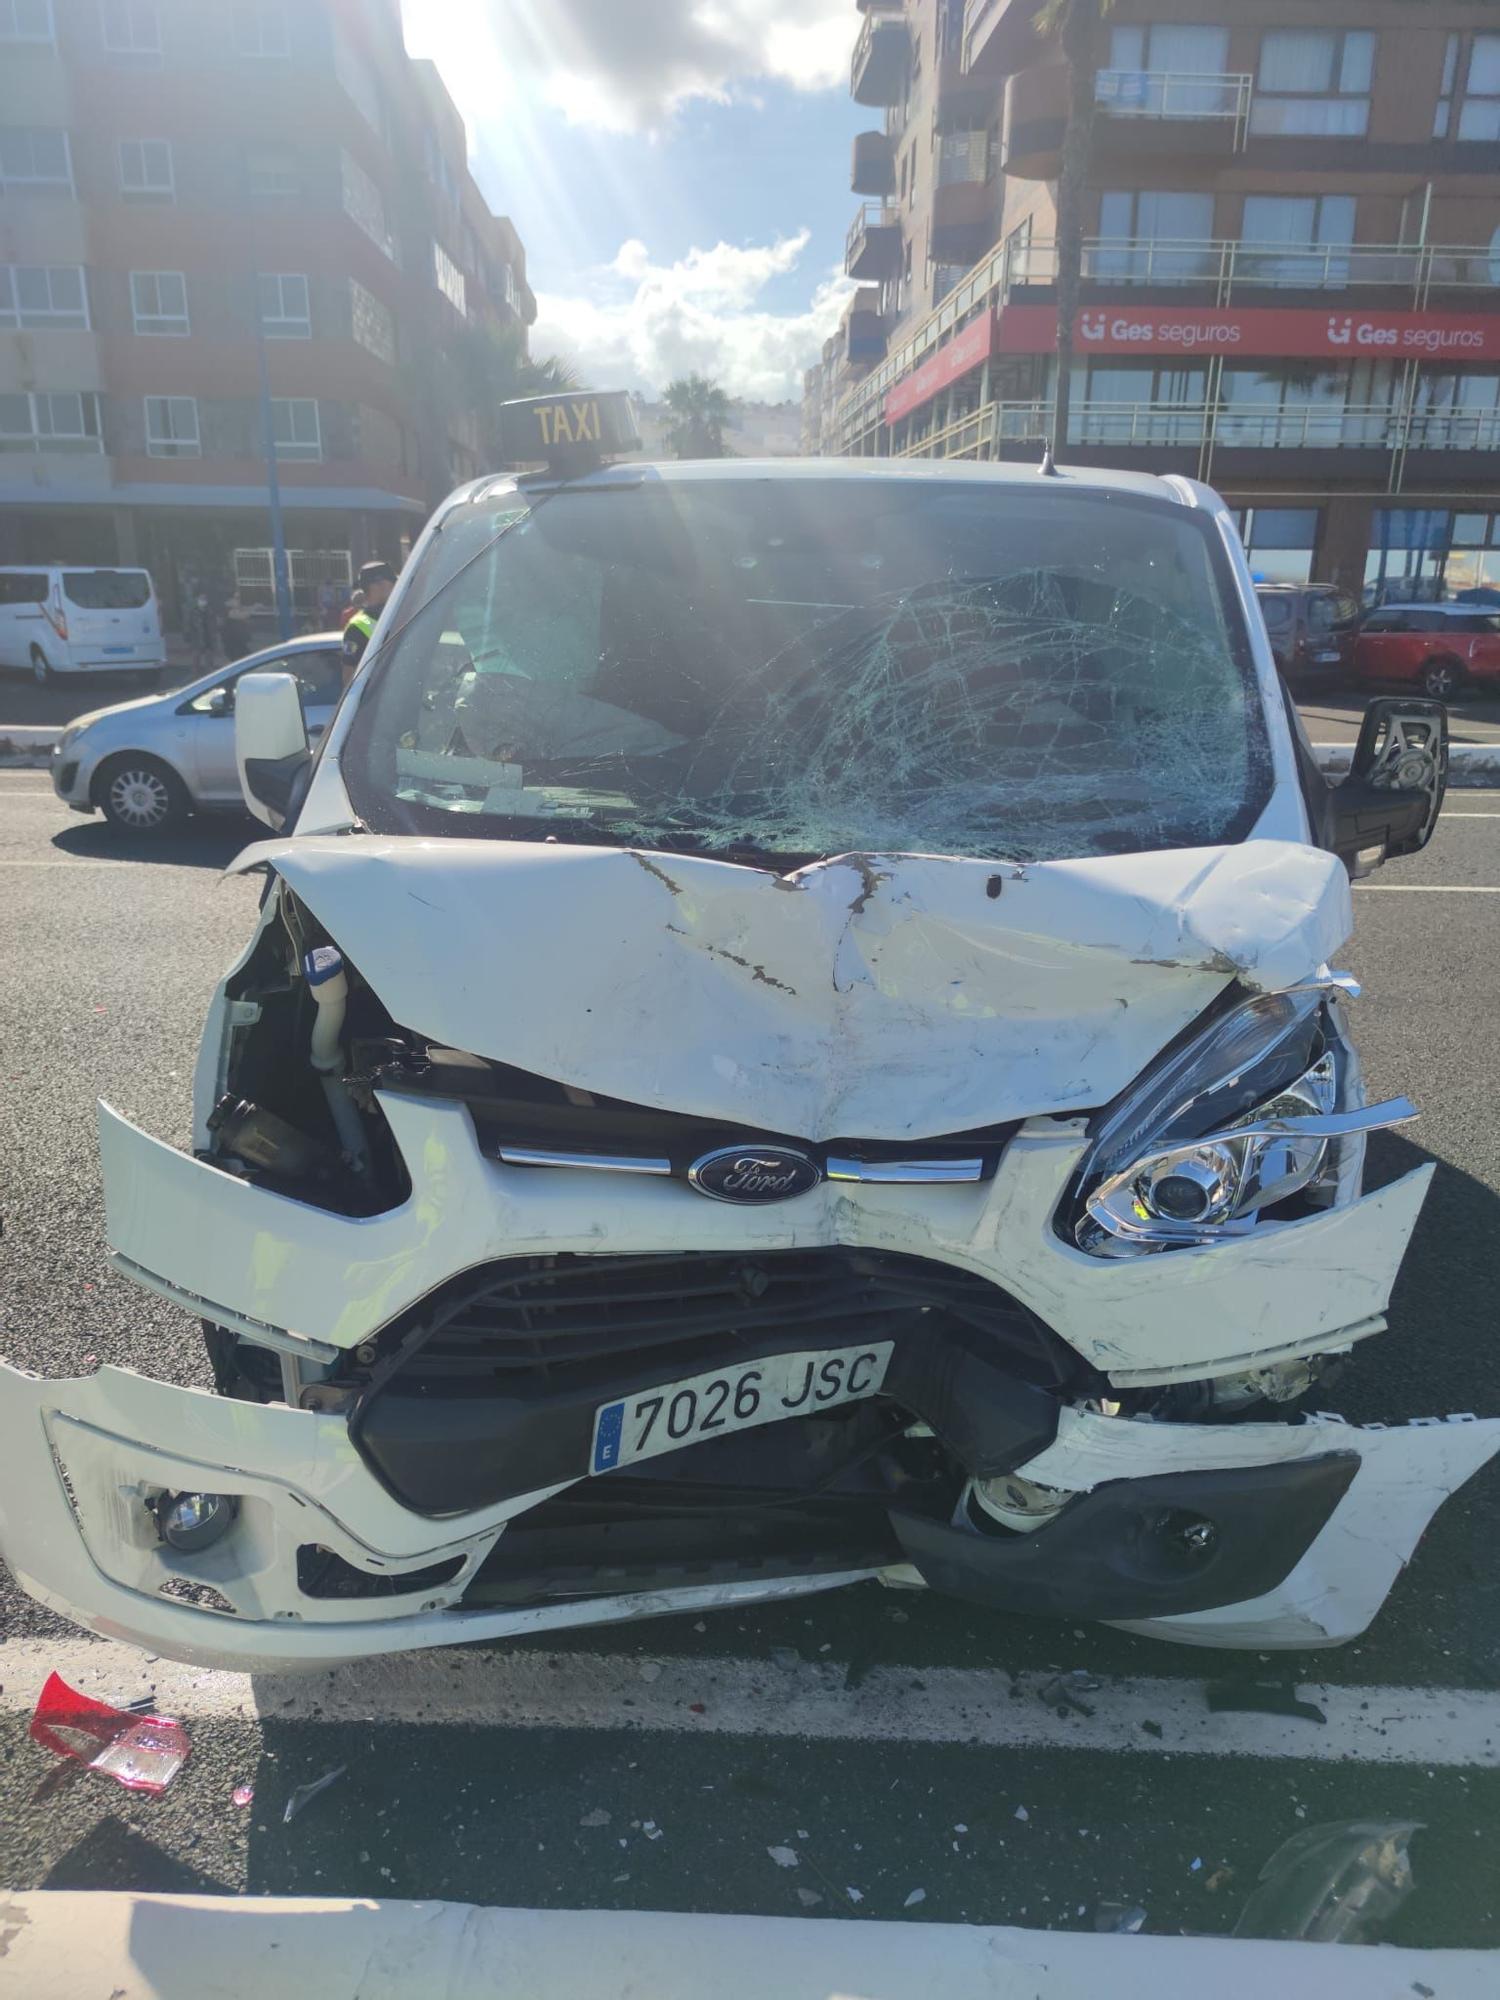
[0,565,165,684]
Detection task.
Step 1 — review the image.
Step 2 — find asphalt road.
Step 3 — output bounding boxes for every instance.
[2,773,1500,1944]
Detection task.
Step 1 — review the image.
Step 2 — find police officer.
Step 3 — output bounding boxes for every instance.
[341,560,397,686]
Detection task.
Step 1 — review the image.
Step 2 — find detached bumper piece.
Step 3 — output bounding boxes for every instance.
[893,1455,1358,1622]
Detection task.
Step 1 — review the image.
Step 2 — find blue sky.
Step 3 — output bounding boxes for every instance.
[401,0,867,401]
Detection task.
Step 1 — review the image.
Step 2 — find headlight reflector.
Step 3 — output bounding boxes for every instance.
[1086,1049,1338,1247]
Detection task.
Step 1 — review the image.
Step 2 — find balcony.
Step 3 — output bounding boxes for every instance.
[851,128,895,197]
[851,7,910,107]
[961,0,1045,80]
[1003,235,1500,303]
[846,202,903,281]
[931,179,995,266]
[892,397,1500,464]
[842,287,888,365]
[1005,63,1252,179]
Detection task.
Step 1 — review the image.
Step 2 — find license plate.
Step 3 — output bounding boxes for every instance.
[1313,651,1341,664]
[103,645,132,656]
[590,1342,895,1475]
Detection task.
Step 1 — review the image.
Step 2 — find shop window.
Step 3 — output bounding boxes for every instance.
[1235,506,1320,584]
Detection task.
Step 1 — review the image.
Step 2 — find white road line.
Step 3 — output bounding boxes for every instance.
[1355,884,1500,893]
[3,1638,1499,1768]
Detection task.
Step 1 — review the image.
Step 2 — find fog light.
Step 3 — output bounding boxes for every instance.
[151,1490,238,1554]
[1152,1509,1218,1564]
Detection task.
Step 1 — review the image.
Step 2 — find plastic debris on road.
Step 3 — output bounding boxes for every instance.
[1094,1903,1147,1934]
[282,1765,346,1825]
[1038,1670,1101,1717]
[904,1888,927,1909]
[1233,1820,1421,1944]
[233,1784,254,1808]
[767,1846,799,1869]
[29,1672,189,1795]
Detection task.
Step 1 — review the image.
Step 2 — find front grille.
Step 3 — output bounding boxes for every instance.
[372,1248,1072,1395]
[369,1045,1017,1181]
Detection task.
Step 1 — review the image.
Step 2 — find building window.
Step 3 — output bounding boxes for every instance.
[1095,188,1214,280]
[232,1,287,59]
[1,0,54,43]
[101,0,159,56]
[1234,507,1321,584]
[1238,194,1357,287]
[0,389,103,452]
[0,126,72,191]
[119,136,173,201]
[1102,23,1232,117]
[271,397,321,461]
[144,395,200,457]
[0,264,87,328]
[131,269,188,334]
[937,129,988,186]
[341,151,397,262]
[1435,34,1461,137]
[432,240,466,316]
[1366,509,1453,603]
[245,146,297,202]
[349,278,396,365]
[1251,30,1374,137]
[503,262,520,314]
[258,271,310,338]
[1456,34,1500,141]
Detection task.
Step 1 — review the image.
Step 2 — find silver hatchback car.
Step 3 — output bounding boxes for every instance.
[51,633,346,832]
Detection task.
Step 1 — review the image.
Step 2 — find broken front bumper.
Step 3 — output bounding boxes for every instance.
[3,1359,1496,1671]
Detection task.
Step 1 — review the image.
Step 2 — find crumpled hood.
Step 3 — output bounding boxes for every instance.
[232,836,1352,1141]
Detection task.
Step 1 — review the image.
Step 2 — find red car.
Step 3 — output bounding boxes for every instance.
[1349,602,1500,700]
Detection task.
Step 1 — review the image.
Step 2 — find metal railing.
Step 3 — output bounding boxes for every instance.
[851,7,907,90]
[846,201,899,268]
[1094,68,1254,149]
[1006,236,1500,298]
[894,398,1500,461]
[831,234,1500,452]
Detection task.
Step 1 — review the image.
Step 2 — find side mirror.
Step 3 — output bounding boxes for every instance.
[1333,697,1448,878]
[235,672,309,831]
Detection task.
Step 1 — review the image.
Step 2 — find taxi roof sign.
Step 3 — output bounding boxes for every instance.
[499,389,640,471]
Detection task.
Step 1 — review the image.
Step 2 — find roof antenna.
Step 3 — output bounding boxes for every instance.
[1038,444,1059,476]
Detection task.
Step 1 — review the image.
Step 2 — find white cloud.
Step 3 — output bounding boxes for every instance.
[534,233,854,402]
[438,0,856,133]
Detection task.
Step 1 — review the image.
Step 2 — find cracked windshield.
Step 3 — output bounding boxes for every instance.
[348,480,1270,862]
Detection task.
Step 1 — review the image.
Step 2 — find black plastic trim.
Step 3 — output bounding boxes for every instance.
[891,1451,1359,1622]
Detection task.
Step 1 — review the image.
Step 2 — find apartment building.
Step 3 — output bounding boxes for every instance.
[821,0,1500,598]
[0,0,536,624]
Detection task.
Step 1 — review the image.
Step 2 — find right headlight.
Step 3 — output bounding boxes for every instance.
[1070,982,1416,1256]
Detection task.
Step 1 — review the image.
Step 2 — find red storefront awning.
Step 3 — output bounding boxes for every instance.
[885,312,996,423]
[992,302,1500,361]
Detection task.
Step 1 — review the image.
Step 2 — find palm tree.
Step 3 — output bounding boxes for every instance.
[1038,0,1112,458]
[455,322,579,463]
[662,374,735,458]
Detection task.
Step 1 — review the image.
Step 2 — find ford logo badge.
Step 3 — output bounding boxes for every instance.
[688,1146,823,1204]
